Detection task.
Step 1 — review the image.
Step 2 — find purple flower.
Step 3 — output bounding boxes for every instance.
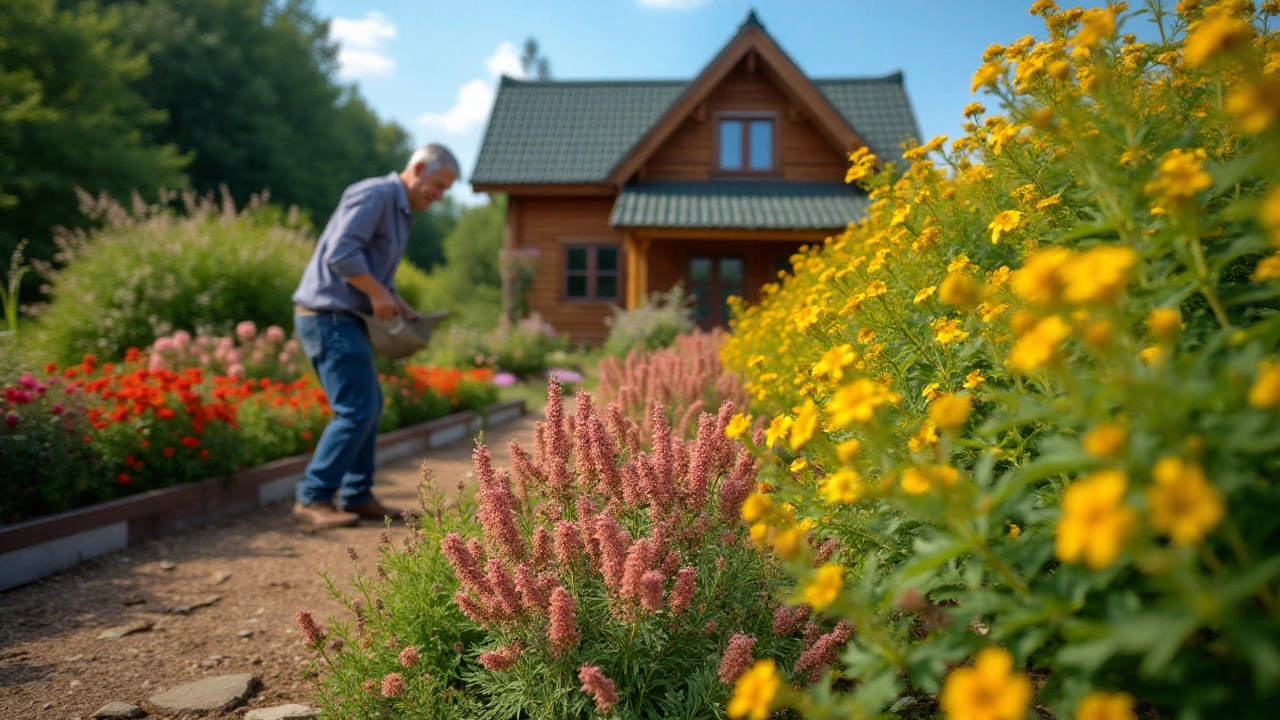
[493,371,517,387]
[549,368,582,384]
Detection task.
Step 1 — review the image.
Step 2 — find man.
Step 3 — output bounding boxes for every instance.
[290,144,458,529]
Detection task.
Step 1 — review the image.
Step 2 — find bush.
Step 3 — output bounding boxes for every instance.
[598,330,749,438]
[33,191,314,364]
[485,313,569,379]
[602,284,696,358]
[305,381,839,718]
[718,4,1280,719]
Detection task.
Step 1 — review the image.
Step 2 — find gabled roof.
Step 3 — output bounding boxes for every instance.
[470,13,919,188]
[610,181,868,230]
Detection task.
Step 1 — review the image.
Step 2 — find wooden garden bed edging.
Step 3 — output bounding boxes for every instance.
[0,399,526,592]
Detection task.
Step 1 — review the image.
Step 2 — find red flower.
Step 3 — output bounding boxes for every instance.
[181,436,199,449]
[301,430,313,440]
[140,440,150,449]
[45,363,57,374]
[199,449,209,460]
[117,473,130,484]
[155,407,176,420]
[163,447,175,458]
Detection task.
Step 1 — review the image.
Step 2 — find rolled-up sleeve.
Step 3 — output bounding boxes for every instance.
[327,187,385,278]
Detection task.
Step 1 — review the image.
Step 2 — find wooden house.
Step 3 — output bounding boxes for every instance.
[471,10,920,342]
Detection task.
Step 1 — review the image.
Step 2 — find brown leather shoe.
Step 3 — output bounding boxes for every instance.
[343,498,420,521]
[292,502,360,529]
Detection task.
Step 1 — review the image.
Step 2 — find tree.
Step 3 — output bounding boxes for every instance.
[520,37,552,80]
[0,0,188,283]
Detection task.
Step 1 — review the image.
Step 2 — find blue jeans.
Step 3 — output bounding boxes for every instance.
[293,313,382,508]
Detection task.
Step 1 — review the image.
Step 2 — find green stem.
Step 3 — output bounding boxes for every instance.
[1189,236,1232,329]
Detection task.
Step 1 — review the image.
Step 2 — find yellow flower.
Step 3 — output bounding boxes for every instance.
[963,370,987,389]
[1029,0,1058,15]
[971,59,1006,93]
[1184,9,1254,67]
[900,464,960,495]
[908,421,940,452]
[857,327,877,344]
[827,379,900,426]
[864,280,888,299]
[1013,248,1071,304]
[836,438,861,462]
[1250,359,1280,409]
[1144,149,1212,206]
[1253,253,1280,282]
[1084,318,1115,349]
[845,147,878,184]
[948,253,976,274]
[790,399,819,450]
[1148,456,1224,546]
[1009,315,1072,371]
[789,457,808,474]
[1139,345,1164,365]
[932,317,970,346]
[914,285,938,305]
[940,647,1032,720]
[1147,307,1181,341]
[772,525,805,559]
[803,564,844,610]
[1076,691,1136,720]
[1035,194,1062,210]
[796,305,824,332]
[749,521,770,547]
[921,382,943,401]
[1261,187,1280,246]
[765,415,793,448]
[726,414,751,440]
[963,101,986,116]
[1227,72,1280,133]
[812,344,856,382]
[727,660,780,720]
[741,493,774,523]
[891,204,911,226]
[820,468,863,504]
[1083,423,1128,458]
[939,272,981,308]
[747,354,765,368]
[988,210,1024,244]
[929,394,973,431]
[1060,245,1138,304]
[1070,7,1116,49]
[1056,470,1136,569]
[1008,523,1022,539]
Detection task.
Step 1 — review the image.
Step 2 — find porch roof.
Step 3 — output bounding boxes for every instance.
[609,181,867,230]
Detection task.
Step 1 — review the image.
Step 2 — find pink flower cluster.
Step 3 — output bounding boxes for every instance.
[295,608,326,648]
[148,324,300,379]
[794,620,854,683]
[718,633,757,684]
[577,664,619,712]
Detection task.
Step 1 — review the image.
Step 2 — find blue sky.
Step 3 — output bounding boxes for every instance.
[311,0,1064,205]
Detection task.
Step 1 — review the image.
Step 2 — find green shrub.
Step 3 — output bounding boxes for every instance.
[485,314,569,379]
[34,192,313,364]
[602,284,696,358]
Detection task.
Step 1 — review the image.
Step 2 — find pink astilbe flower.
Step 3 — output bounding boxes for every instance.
[675,399,704,440]
[620,540,650,601]
[619,464,644,507]
[794,620,855,683]
[588,417,623,500]
[577,664,619,712]
[772,604,812,637]
[638,458,673,514]
[554,521,584,567]
[713,401,737,475]
[802,622,822,646]
[515,563,550,612]
[639,570,665,612]
[718,633,757,684]
[486,559,523,618]
[651,404,676,487]
[509,440,548,494]
[544,378,570,466]
[577,497,602,568]
[531,526,553,569]
[442,533,493,601]
[362,679,376,693]
[380,672,405,698]
[669,567,696,614]
[594,514,629,592]
[662,551,682,577]
[474,446,525,562]
[605,402,642,458]
[548,586,581,656]
[572,391,597,488]
[478,641,524,671]
[683,413,716,511]
[399,646,420,668]
[295,609,326,647]
[649,521,670,565]
[717,452,758,526]
[719,531,736,545]
[812,538,839,567]
[454,592,495,626]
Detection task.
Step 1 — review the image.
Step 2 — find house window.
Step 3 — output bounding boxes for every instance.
[565,245,620,301]
[718,116,775,172]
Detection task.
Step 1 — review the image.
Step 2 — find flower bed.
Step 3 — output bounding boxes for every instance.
[714,3,1280,719]
[1,330,497,525]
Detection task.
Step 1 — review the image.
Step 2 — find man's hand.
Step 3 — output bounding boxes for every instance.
[345,274,397,320]
[394,294,419,321]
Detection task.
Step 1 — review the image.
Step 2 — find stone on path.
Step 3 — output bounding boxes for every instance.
[211,570,232,584]
[158,561,176,571]
[97,619,153,640]
[169,595,221,615]
[145,673,259,714]
[92,701,145,718]
[244,704,318,720]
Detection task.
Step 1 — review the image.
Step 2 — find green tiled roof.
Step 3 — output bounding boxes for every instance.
[471,73,919,185]
[609,181,868,230]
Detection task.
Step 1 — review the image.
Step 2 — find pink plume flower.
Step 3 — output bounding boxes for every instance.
[486,559,523,618]
[662,551,682,577]
[515,563,549,612]
[554,521,584,567]
[441,533,492,601]
[531,526,552,568]
[577,664,619,712]
[669,568,696,615]
[548,586,581,656]
[474,446,525,562]
[594,514,629,592]
[772,604,812,637]
[295,609,325,647]
[717,452,758,526]
[718,633,757,684]
[620,540,650,601]
[639,570,665,612]
[794,620,855,683]
[619,464,644,507]
[813,538,838,567]
[478,641,524,671]
[454,591,496,626]
[399,646,420,667]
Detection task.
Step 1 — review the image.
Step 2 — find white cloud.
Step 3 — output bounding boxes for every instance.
[635,0,710,9]
[487,41,526,80]
[330,12,397,79]
[415,43,528,135]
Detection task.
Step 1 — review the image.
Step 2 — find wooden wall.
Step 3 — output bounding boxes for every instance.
[647,238,812,307]
[514,196,623,344]
[643,60,848,183]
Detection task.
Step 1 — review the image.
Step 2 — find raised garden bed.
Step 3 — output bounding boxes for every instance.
[0,399,525,592]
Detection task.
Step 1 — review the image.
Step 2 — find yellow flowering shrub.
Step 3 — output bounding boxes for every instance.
[722,2,1280,718]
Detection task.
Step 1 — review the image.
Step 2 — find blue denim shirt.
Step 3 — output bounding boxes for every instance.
[292,173,413,314]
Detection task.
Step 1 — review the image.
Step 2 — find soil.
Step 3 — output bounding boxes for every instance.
[0,412,536,720]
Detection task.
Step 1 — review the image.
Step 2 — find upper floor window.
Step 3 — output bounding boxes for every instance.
[718,116,775,172]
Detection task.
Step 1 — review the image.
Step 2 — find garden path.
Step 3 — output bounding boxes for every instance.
[0,410,536,720]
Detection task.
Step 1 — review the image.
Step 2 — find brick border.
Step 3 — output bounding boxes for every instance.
[0,399,525,592]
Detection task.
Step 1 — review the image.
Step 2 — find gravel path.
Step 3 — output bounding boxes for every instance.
[0,412,535,720]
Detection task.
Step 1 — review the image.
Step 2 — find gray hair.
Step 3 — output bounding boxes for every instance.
[407,143,460,177]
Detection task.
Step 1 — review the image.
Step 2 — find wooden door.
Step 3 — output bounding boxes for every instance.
[688,255,744,329]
